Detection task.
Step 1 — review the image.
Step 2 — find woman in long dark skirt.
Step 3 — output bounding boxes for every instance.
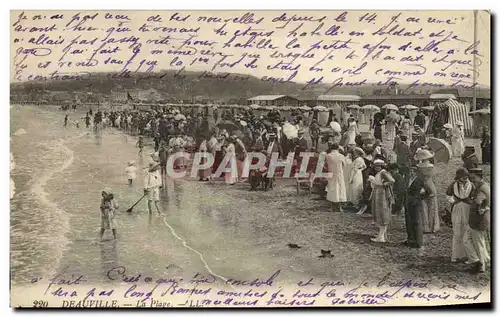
[405,162,435,255]
[481,126,491,165]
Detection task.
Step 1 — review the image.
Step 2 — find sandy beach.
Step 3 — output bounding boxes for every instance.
[11,105,490,292]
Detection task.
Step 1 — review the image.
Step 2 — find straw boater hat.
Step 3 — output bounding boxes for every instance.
[414,149,434,161]
[372,159,386,166]
[417,161,434,169]
[456,121,464,126]
[298,129,305,135]
[128,160,135,166]
[469,168,483,177]
[443,123,453,129]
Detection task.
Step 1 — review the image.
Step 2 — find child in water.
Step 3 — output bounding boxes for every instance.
[100,188,118,241]
[136,136,144,155]
[125,161,137,186]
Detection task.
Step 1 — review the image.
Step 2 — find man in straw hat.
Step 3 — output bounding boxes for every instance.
[144,161,162,215]
[465,168,490,273]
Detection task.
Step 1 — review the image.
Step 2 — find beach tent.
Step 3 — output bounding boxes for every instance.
[426,99,473,137]
[468,108,491,137]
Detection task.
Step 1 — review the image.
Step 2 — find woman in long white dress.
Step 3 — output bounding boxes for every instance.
[345,118,359,146]
[400,116,412,142]
[446,168,474,263]
[348,148,367,208]
[224,138,237,185]
[326,144,346,212]
[451,121,465,157]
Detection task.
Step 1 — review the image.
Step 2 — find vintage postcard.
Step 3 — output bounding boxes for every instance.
[10,10,491,308]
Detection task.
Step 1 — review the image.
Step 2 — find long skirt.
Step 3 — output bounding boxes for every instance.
[326,176,346,203]
[198,156,211,179]
[371,186,392,226]
[101,210,116,230]
[374,125,382,140]
[421,196,440,233]
[405,197,424,248]
[482,145,491,164]
[213,151,223,173]
[348,171,364,205]
[387,125,396,142]
[451,202,471,260]
[451,137,465,157]
[470,229,490,264]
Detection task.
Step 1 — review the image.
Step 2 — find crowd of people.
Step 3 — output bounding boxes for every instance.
[70,103,490,274]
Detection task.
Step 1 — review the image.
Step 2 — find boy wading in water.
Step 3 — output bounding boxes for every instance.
[100,188,118,241]
[144,162,162,215]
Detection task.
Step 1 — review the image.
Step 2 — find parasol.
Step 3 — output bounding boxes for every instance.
[299,105,311,111]
[347,104,360,110]
[231,130,245,140]
[426,137,453,164]
[387,111,400,122]
[282,122,298,139]
[382,104,399,111]
[400,105,419,111]
[361,105,380,112]
[313,105,328,111]
[249,104,261,110]
[329,121,341,132]
[174,113,186,121]
[217,120,240,132]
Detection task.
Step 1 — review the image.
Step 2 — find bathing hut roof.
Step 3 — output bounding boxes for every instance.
[429,94,457,100]
[317,95,361,101]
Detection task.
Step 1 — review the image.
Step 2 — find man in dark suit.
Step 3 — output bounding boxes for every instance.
[265,133,282,156]
[295,129,308,156]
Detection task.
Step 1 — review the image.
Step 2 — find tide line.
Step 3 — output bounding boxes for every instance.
[159,213,233,288]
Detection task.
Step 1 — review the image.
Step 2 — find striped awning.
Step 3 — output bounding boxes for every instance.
[444,99,473,136]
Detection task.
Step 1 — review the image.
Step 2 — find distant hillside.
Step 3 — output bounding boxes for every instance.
[10,70,490,102]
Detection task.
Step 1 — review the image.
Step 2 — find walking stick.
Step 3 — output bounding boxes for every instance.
[126,194,147,213]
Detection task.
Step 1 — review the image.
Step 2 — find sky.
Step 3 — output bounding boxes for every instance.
[10,10,491,87]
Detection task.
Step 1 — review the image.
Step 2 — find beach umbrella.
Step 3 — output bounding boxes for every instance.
[426,138,453,164]
[249,104,261,110]
[231,130,245,140]
[361,105,380,112]
[347,104,360,110]
[217,120,239,132]
[382,104,398,111]
[313,105,328,111]
[329,121,341,133]
[174,113,186,121]
[400,105,419,111]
